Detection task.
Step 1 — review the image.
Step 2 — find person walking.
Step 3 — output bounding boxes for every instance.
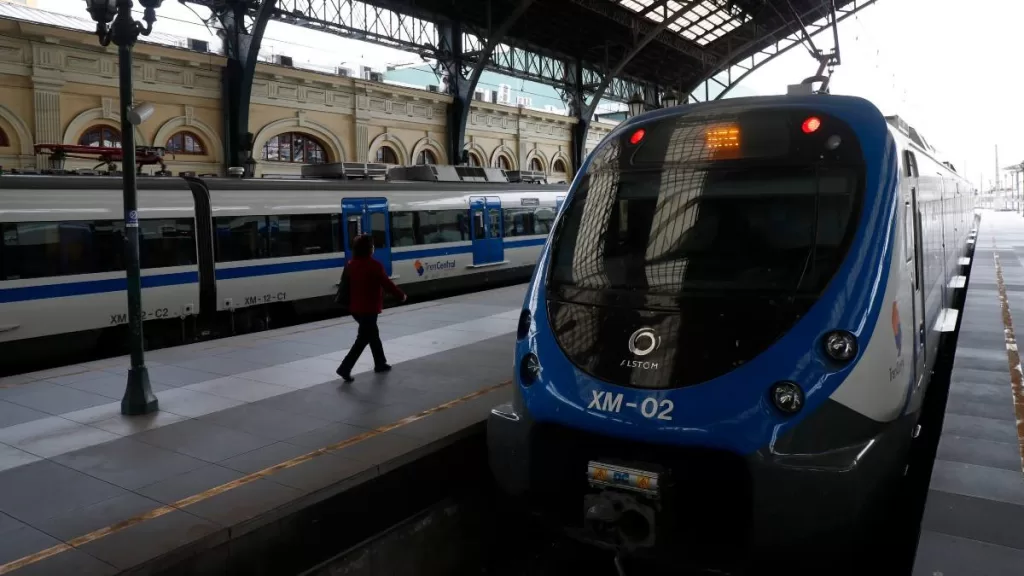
[336,233,407,382]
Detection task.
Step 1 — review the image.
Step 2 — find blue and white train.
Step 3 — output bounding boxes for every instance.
[487,95,976,563]
[0,168,566,371]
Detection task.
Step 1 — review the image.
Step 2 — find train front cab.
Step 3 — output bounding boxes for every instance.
[487,96,919,565]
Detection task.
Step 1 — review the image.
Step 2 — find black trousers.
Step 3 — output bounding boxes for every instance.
[339,314,386,373]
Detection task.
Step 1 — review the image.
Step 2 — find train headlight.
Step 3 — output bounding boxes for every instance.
[520,353,541,386]
[517,309,532,340]
[823,330,857,362]
[770,381,804,415]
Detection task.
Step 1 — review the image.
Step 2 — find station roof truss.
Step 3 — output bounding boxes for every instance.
[188,0,876,106]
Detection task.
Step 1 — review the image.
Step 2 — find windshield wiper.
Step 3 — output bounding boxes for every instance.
[789,164,822,304]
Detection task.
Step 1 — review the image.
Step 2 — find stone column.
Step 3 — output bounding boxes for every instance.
[32,78,63,170]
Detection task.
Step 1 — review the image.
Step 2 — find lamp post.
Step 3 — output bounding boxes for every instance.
[85,0,161,415]
[627,92,645,118]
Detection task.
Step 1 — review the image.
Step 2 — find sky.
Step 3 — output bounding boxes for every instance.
[33,0,1023,191]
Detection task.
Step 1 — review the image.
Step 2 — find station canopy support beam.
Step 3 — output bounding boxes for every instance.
[684,0,876,104]
[437,0,536,166]
[214,0,276,177]
[566,0,699,170]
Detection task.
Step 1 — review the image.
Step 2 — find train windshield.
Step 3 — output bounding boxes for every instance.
[544,107,866,389]
[549,165,859,296]
[549,108,864,302]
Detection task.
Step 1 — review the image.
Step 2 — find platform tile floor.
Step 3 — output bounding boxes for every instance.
[0,284,525,574]
[913,210,1024,575]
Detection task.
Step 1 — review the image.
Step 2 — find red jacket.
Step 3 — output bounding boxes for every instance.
[345,256,405,315]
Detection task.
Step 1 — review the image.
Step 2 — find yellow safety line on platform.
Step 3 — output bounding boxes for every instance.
[993,251,1024,472]
[0,380,511,574]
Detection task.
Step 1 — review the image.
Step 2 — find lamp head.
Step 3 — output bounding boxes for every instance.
[127,102,156,126]
[83,0,117,25]
[627,92,645,118]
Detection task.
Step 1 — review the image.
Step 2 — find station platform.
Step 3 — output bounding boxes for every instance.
[913,210,1024,575]
[0,285,524,575]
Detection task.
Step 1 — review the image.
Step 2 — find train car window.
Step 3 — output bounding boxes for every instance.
[503,209,534,236]
[1,222,61,279]
[534,208,556,235]
[139,218,196,268]
[488,208,502,238]
[92,221,126,272]
[903,151,919,178]
[419,210,465,244]
[59,223,98,276]
[370,212,387,249]
[269,214,339,257]
[473,210,486,239]
[215,216,268,262]
[390,212,417,247]
[346,216,361,250]
[903,202,913,263]
[0,219,196,279]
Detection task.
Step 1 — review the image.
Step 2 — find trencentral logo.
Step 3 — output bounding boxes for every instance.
[414,259,456,276]
[892,302,902,356]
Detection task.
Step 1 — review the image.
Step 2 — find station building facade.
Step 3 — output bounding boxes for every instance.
[0,11,612,182]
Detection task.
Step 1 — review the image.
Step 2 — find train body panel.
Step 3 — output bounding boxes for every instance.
[0,174,565,364]
[487,94,975,555]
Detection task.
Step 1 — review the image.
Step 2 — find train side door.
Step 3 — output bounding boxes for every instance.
[341,198,393,277]
[469,196,505,266]
[905,150,927,392]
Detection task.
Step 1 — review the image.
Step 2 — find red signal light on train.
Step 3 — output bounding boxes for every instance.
[802,116,822,134]
[629,129,646,145]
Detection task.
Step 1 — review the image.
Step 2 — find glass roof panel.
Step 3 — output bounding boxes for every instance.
[612,0,751,47]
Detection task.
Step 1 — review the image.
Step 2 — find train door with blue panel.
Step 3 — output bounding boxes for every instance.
[342,198,392,277]
[469,196,504,266]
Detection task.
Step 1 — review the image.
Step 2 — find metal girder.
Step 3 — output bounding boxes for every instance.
[203,0,656,106]
[272,0,439,57]
[440,0,536,164]
[685,0,876,103]
[216,0,277,176]
[582,0,695,120]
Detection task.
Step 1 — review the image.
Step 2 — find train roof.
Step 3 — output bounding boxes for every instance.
[0,172,565,222]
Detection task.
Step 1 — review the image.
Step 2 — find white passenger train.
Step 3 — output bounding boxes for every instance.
[0,164,566,370]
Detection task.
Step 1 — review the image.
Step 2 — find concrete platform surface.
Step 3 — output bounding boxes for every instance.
[0,285,525,574]
[913,210,1024,576]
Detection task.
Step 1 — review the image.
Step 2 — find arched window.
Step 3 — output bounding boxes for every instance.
[79,126,121,148]
[416,150,437,165]
[466,151,482,167]
[495,155,511,170]
[376,145,399,164]
[0,128,8,147]
[166,131,205,155]
[553,159,568,173]
[262,132,327,164]
[529,158,543,172]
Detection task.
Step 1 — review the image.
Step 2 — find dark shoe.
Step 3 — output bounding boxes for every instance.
[373,364,391,373]
[336,366,354,382]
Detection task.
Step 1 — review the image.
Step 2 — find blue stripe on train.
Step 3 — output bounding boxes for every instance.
[0,272,199,303]
[0,238,547,303]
